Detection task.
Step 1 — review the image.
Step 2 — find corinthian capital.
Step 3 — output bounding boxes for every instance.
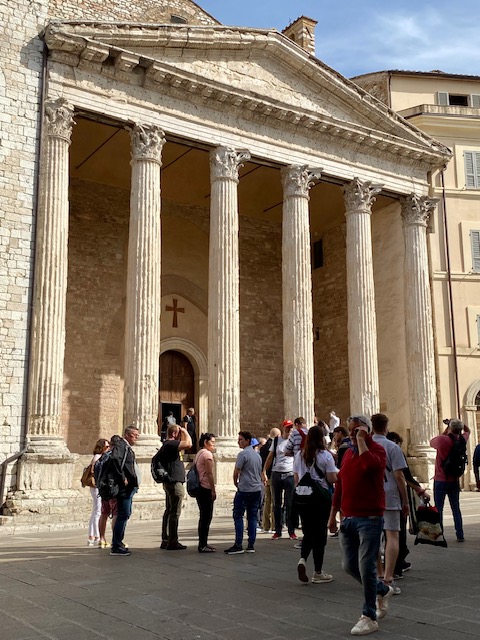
[131,124,165,163]
[281,165,321,199]
[344,178,382,213]
[44,98,74,142]
[210,146,251,182]
[401,194,438,227]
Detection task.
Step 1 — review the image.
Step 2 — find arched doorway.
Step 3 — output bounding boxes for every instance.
[462,380,480,489]
[159,350,194,431]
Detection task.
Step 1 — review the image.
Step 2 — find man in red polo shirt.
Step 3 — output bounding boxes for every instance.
[430,419,470,542]
[328,415,394,636]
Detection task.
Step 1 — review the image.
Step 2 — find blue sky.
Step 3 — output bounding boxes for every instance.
[198,1,480,78]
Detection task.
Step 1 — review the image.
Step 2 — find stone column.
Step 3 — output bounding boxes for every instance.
[281,165,320,426]
[343,178,382,416]
[124,124,165,450]
[401,195,438,476]
[208,146,250,456]
[27,98,74,454]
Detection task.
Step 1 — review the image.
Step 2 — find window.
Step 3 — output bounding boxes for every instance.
[471,230,480,272]
[312,239,323,269]
[437,92,480,107]
[465,151,480,189]
[170,15,187,23]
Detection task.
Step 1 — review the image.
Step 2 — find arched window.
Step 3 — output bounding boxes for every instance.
[171,15,187,24]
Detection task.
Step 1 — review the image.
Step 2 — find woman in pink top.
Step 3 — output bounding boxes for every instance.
[195,433,216,552]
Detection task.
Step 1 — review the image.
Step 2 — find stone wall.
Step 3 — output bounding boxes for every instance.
[0,1,48,474]
[312,226,350,423]
[47,0,219,24]
[239,216,283,436]
[63,179,129,453]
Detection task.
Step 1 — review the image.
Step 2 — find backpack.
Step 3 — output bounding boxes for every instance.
[80,462,95,488]
[94,450,111,484]
[186,463,200,497]
[151,449,171,483]
[441,434,467,478]
[97,446,128,500]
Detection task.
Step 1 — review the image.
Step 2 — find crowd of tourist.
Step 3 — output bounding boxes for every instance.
[85,411,470,636]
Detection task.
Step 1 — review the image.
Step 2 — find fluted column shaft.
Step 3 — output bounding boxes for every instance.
[208,147,250,440]
[281,166,320,426]
[344,178,382,416]
[401,195,438,453]
[124,125,165,445]
[28,99,74,452]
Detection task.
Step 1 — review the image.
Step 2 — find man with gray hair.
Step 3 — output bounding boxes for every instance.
[430,419,470,542]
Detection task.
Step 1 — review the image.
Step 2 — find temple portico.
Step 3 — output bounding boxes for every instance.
[3,15,452,527]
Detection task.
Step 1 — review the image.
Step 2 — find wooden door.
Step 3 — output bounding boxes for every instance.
[159,351,194,429]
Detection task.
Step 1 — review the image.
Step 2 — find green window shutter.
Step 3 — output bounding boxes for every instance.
[471,230,480,272]
[437,92,449,106]
[471,94,480,108]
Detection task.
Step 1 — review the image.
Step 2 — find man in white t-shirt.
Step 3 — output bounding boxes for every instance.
[262,420,297,540]
[371,413,409,594]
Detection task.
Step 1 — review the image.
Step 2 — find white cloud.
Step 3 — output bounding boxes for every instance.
[318,7,480,77]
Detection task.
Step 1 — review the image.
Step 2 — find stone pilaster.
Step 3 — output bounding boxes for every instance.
[208,146,250,458]
[281,165,320,426]
[124,124,165,452]
[343,178,382,416]
[401,194,438,479]
[27,98,74,455]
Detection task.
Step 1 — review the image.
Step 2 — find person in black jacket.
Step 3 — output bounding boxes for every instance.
[110,426,139,556]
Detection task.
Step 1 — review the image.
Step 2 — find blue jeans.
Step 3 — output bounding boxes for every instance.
[233,490,261,548]
[340,516,389,621]
[112,488,136,551]
[434,480,464,539]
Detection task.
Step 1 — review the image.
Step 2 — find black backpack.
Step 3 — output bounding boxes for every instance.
[97,446,127,500]
[442,434,467,478]
[94,450,111,485]
[151,449,171,483]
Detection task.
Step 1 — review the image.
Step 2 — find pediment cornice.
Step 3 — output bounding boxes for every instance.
[43,22,451,168]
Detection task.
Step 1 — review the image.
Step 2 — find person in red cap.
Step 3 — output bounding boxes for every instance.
[262,419,297,540]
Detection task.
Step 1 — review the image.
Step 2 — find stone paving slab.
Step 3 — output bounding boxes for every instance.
[1,493,480,639]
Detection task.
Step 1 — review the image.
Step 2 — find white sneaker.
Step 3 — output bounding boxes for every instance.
[376,585,394,620]
[311,571,333,584]
[351,616,378,636]
[297,558,309,583]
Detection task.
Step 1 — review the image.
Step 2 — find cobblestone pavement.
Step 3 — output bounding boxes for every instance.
[1,493,480,640]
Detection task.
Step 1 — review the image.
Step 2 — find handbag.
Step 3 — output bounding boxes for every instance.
[186,463,201,497]
[81,462,95,488]
[414,504,447,548]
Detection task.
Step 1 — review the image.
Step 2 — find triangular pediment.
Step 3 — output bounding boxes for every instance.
[44,23,451,165]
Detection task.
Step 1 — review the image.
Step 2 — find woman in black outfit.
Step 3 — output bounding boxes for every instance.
[195,433,217,552]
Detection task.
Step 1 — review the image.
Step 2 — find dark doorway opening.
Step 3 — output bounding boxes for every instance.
[158,350,195,436]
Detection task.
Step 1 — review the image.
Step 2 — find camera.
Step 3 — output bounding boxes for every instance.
[442,418,451,426]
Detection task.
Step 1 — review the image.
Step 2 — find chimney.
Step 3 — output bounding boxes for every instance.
[282,16,318,55]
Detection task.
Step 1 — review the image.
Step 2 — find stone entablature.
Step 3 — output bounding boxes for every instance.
[43,23,451,173]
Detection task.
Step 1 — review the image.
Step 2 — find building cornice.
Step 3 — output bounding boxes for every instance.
[43,22,451,169]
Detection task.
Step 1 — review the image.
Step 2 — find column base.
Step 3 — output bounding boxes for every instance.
[407,447,436,487]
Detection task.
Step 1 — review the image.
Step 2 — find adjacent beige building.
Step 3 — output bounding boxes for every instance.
[1,1,462,528]
[354,70,480,483]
